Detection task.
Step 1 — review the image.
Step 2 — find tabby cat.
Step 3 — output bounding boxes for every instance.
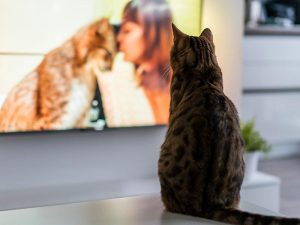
[0,18,116,132]
[158,24,300,225]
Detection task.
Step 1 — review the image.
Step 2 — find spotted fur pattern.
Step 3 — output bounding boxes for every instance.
[158,25,300,225]
[0,18,116,132]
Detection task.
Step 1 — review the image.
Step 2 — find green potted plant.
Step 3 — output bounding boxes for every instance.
[240,119,271,182]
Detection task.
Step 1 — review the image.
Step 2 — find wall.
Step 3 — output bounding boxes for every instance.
[202,0,245,110]
[0,0,245,210]
[0,127,166,210]
[242,36,300,158]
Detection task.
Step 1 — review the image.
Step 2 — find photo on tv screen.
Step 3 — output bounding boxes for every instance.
[0,0,202,133]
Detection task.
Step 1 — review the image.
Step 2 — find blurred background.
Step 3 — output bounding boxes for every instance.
[243,0,300,217]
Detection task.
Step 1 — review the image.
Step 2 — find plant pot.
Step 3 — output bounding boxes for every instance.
[244,152,261,182]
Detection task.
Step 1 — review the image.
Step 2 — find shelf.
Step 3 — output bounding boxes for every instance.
[245,25,300,36]
[243,87,300,95]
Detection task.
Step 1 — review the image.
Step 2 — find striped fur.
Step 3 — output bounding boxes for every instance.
[158,25,300,225]
[0,18,116,132]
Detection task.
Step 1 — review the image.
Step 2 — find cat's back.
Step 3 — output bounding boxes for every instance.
[192,86,241,139]
[169,85,238,133]
[163,84,242,164]
[0,72,38,132]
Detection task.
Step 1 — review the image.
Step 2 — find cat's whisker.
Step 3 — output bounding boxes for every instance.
[161,64,172,81]
[161,70,169,81]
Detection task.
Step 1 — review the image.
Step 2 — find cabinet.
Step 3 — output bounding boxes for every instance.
[241,172,281,213]
[242,35,300,149]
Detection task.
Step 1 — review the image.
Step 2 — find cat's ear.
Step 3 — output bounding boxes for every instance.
[200,28,213,43]
[172,23,185,42]
[96,18,110,35]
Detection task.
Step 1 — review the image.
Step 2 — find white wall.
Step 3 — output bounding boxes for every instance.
[0,127,166,210]
[242,36,300,158]
[0,0,244,210]
[202,0,244,110]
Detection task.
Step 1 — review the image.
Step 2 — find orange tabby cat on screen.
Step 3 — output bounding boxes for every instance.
[0,18,116,132]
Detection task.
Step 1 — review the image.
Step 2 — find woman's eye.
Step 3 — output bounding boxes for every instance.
[122,28,130,34]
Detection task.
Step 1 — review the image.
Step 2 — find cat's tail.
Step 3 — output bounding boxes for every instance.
[204,207,300,225]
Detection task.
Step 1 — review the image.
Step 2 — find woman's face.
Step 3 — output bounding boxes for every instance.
[118,21,145,64]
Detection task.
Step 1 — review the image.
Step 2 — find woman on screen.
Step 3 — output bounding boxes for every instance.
[120,0,173,121]
[98,0,173,127]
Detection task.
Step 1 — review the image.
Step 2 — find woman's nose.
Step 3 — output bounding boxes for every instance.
[116,36,121,51]
[117,31,123,44]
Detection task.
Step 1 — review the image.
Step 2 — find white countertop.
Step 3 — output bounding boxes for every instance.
[0,194,280,225]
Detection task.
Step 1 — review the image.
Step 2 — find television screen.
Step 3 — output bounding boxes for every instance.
[0,0,202,133]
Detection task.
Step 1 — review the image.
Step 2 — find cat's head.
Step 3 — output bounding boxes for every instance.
[170,24,218,74]
[73,18,116,68]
